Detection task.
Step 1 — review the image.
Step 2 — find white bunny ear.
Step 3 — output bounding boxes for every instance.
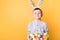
[37,0,43,8]
[29,0,43,9]
[29,0,35,9]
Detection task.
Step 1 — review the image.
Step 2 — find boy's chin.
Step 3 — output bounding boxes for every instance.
[35,18,41,20]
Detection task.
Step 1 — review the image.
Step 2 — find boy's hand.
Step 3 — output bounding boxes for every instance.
[35,37,40,40]
[37,37,40,40]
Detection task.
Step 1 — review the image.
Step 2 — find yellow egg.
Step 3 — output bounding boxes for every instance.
[33,38,36,40]
[44,34,49,40]
[30,34,34,38]
[34,32,38,36]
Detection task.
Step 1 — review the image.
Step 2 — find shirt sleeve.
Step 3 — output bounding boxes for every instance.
[28,23,31,34]
[28,23,32,40]
[43,23,48,34]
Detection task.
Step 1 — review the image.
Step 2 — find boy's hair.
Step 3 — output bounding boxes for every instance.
[33,8,43,17]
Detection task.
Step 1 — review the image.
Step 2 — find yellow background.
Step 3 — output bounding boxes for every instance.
[0,0,60,40]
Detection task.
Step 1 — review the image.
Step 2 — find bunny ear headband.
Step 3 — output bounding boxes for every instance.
[29,0,43,9]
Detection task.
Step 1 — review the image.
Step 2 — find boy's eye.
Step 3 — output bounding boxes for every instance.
[38,13,40,14]
[34,12,36,14]
[38,12,41,14]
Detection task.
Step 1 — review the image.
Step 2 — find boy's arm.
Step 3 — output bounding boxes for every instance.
[28,23,33,40]
[43,23,48,34]
[43,23,49,40]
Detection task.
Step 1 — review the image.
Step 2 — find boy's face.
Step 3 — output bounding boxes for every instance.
[32,10,41,19]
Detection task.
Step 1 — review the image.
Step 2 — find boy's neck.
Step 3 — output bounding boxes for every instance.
[35,18,41,21]
[35,18,41,20]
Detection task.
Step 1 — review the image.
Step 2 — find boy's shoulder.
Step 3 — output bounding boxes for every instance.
[28,21,33,25]
[41,21,48,27]
[41,21,47,25]
[28,21,33,27]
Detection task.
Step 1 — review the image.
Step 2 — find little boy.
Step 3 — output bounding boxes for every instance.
[28,8,48,40]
